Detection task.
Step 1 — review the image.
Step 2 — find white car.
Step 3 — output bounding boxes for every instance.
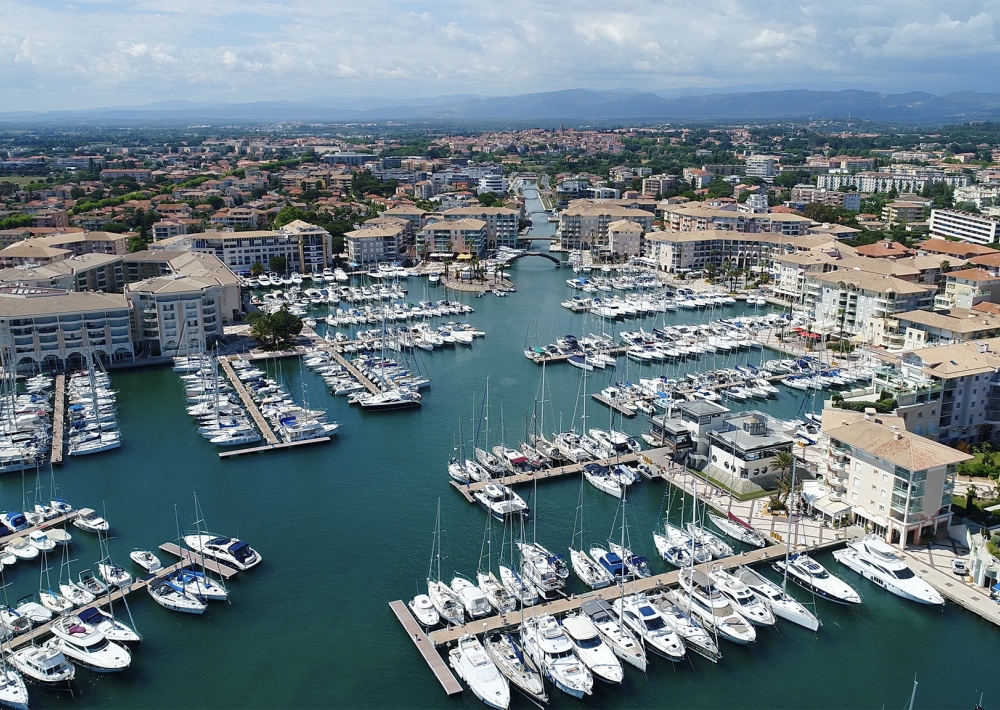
[952,559,968,576]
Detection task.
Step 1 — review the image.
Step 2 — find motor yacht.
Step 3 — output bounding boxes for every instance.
[832,536,943,605]
[47,615,131,672]
[451,576,491,619]
[734,566,820,631]
[183,534,261,571]
[613,594,686,661]
[709,568,776,626]
[72,508,109,533]
[129,550,162,573]
[7,538,37,561]
[561,614,623,684]
[0,663,27,709]
[677,569,757,644]
[448,635,510,710]
[75,569,108,598]
[26,531,55,553]
[408,594,439,628]
[9,645,74,685]
[517,542,567,599]
[97,560,132,589]
[773,553,862,605]
[76,607,141,644]
[520,615,593,698]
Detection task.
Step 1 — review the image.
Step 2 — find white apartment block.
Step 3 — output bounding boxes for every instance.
[343,226,401,265]
[477,175,506,194]
[789,185,862,212]
[933,268,1000,309]
[152,220,188,241]
[929,209,1000,246]
[953,184,1000,209]
[153,226,330,274]
[125,273,233,357]
[278,220,333,275]
[418,219,489,257]
[557,203,654,251]
[817,169,970,194]
[442,207,520,250]
[0,288,134,370]
[661,203,812,236]
[745,155,777,178]
[811,271,936,344]
[641,175,678,197]
[824,418,966,547]
[606,220,644,258]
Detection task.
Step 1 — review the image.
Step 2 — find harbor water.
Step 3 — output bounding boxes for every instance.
[5,188,997,709]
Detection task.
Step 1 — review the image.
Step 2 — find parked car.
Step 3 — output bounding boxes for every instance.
[952,559,968,576]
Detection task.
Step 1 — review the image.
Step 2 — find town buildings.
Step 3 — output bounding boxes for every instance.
[929,209,1000,246]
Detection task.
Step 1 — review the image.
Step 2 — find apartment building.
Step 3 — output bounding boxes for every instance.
[824,418,967,547]
[278,220,333,275]
[152,220,188,241]
[381,205,428,232]
[661,203,812,236]
[745,155,778,179]
[891,308,1000,351]
[855,239,914,259]
[933,268,1000,309]
[343,226,402,264]
[606,220,645,258]
[917,239,999,261]
[153,226,329,275]
[0,288,134,370]
[100,168,152,183]
[881,201,926,225]
[811,270,936,344]
[557,203,654,251]
[0,254,125,293]
[442,206,520,250]
[771,251,838,304]
[929,209,1000,246]
[681,168,715,189]
[817,170,970,193]
[125,272,233,357]
[0,231,131,267]
[210,208,263,230]
[641,175,678,197]
[789,185,862,211]
[953,184,1000,209]
[417,219,489,257]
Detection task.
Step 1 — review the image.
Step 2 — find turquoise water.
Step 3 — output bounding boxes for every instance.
[1,191,995,709]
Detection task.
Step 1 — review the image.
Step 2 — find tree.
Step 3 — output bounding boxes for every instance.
[268,256,287,274]
[273,205,309,228]
[477,192,501,207]
[940,260,951,274]
[250,262,265,277]
[773,450,796,506]
[246,306,303,350]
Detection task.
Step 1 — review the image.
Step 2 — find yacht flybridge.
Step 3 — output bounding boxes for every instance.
[773,553,862,605]
[833,536,944,605]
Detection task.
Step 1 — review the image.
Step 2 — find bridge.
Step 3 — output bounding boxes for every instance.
[500,251,561,266]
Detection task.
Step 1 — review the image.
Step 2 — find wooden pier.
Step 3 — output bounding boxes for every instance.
[158,542,240,578]
[388,600,463,696]
[591,393,638,418]
[325,347,380,395]
[50,374,65,465]
[217,436,331,459]
[530,346,627,365]
[218,359,279,445]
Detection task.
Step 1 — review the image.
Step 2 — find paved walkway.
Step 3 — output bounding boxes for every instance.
[897,542,1000,626]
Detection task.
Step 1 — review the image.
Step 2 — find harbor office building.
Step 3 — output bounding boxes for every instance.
[823,418,969,547]
[705,411,795,491]
[0,288,134,371]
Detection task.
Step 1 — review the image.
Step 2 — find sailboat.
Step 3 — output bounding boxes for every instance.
[474,379,505,477]
[475,514,517,615]
[569,478,613,590]
[707,510,766,548]
[498,518,537,608]
[38,553,73,615]
[651,592,721,663]
[426,501,464,626]
[483,631,547,706]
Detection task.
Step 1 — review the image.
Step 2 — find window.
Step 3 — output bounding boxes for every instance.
[880,489,887,498]
[855,462,861,472]
[852,476,860,487]
[851,491,859,501]
[882,473,888,481]
[878,505,885,512]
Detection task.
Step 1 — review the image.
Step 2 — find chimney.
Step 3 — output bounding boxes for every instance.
[893,431,902,440]
[981,342,990,354]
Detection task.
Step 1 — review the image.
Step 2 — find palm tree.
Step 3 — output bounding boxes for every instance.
[773,450,796,506]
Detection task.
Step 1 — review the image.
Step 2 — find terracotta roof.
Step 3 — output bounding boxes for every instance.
[918,239,1000,259]
[946,268,1000,283]
[855,240,914,258]
[813,270,935,295]
[824,419,972,470]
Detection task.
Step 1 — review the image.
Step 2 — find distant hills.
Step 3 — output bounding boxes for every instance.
[6,89,1000,124]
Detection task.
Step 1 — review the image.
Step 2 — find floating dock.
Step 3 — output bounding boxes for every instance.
[50,374,65,465]
[388,600,463,696]
[158,542,241,578]
[217,437,331,459]
[323,347,380,395]
[449,450,657,503]
[218,359,279,445]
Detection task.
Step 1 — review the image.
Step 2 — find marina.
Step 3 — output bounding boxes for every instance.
[218,358,279,445]
[50,374,65,465]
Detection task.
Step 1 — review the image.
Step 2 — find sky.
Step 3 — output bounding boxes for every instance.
[3,0,1000,111]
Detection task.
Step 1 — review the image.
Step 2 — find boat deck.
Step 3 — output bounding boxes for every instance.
[51,374,66,465]
[218,359,280,445]
[324,347,381,395]
[157,543,241,579]
[530,346,627,365]
[388,600,463,696]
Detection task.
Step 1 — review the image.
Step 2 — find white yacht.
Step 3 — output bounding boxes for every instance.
[7,538,37,561]
[773,553,862,605]
[498,565,537,608]
[183,534,261,571]
[97,560,132,589]
[147,579,207,614]
[579,599,647,671]
[15,596,51,626]
[561,614,623,684]
[0,664,27,710]
[833,536,944,605]
[678,569,757,644]
[72,508,109,533]
[427,579,464,626]
[407,594,439,628]
[473,483,529,520]
[26,531,55,553]
[38,589,73,615]
[129,550,162,573]
[521,615,593,698]
[450,576,491,619]
[685,523,734,559]
[569,548,613,590]
[653,593,722,663]
[706,512,766,548]
[614,594,686,661]
[76,607,141,644]
[517,542,567,599]
[483,632,547,706]
[47,615,131,672]
[448,635,510,710]
[735,566,820,631]
[709,568,776,626]
[582,463,623,498]
[170,570,228,602]
[476,572,517,614]
[9,645,74,685]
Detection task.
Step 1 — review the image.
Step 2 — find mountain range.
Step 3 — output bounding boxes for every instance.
[5,89,1000,124]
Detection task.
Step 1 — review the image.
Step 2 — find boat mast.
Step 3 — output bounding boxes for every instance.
[782,450,797,593]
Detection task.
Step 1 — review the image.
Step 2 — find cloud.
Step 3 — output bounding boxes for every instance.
[1,0,999,110]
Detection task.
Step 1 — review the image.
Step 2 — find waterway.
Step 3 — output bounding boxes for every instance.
[2,187,995,709]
